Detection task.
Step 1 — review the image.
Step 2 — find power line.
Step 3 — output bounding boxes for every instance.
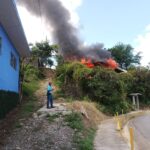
[37,0,45,41]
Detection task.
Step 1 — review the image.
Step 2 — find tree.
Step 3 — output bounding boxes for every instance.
[108,43,141,69]
[31,41,59,68]
[55,55,64,66]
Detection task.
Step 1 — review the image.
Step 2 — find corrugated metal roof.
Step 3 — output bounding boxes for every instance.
[0,0,30,57]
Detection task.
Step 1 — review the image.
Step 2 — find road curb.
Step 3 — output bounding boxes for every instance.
[121,110,150,150]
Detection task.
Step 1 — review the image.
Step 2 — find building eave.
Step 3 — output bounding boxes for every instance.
[0,0,30,57]
[115,67,127,73]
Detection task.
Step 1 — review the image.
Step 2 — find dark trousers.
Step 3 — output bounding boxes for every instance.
[47,93,53,108]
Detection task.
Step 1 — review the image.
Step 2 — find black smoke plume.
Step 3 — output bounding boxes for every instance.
[17,0,111,61]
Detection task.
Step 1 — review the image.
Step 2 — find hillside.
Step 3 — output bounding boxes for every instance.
[0,69,106,150]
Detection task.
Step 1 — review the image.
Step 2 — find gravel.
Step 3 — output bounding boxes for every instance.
[1,110,76,150]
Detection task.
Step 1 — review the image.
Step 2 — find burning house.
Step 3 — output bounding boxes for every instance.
[81,58,127,73]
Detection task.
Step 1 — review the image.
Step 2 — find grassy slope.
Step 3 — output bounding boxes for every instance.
[21,80,40,118]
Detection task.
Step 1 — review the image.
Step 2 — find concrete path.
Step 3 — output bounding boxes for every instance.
[34,103,72,118]
[94,119,130,150]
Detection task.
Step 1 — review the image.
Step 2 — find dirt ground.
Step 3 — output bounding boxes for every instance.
[0,112,75,150]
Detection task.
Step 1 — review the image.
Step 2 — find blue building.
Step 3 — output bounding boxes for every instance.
[0,0,30,118]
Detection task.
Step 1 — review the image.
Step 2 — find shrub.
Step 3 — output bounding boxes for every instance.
[82,67,132,113]
[128,68,150,104]
[64,112,95,150]
[24,65,40,81]
[56,62,150,113]
[56,62,132,114]
[20,80,40,118]
[64,112,83,131]
[56,62,92,98]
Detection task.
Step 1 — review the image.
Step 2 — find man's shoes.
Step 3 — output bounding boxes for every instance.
[47,106,55,109]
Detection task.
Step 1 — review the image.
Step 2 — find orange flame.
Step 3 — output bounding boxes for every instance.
[81,58,118,69]
[81,58,94,68]
[106,58,118,69]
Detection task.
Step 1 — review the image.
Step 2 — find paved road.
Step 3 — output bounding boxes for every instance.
[94,119,129,150]
[129,114,150,150]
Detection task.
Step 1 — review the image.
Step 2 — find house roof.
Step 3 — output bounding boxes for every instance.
[115,67,127,73]
[0,0,30,57]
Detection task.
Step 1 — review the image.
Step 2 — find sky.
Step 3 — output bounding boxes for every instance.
[17,0,150,66]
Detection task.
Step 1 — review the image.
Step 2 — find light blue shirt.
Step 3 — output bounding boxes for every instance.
[47,85,52,91]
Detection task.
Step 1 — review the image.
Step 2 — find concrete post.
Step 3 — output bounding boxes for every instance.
[130,93,142,110]
[136,95,139,110]
[132,96,136,110]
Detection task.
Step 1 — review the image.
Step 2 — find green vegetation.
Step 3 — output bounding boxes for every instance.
[75,129,96,150]
[46,113,61,123]
[23,80,39,97]
[128,68,150,104]
[56,62,150,114]
[55,62,92,98]
[31,41,59,68]
[0,90,19,119]
[64,112,83,131]
[24,65,41,81]
[20,63,43,118]
[20,80,40,118]
[64,112,95,150]
[56,62,131,114]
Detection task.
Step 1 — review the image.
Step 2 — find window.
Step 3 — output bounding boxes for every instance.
[0,37,2,55]
[10,52,17,70]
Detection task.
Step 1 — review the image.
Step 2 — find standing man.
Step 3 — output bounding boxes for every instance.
[47,82,54,108]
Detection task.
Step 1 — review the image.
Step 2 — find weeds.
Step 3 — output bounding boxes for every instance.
[75,128,96,150]
[47,113,61,123]
[64,112,83,131]
[20,80,40,118]
[64,112,95,150]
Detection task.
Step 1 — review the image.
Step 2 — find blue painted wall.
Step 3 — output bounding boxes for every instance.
[0,25,20,93]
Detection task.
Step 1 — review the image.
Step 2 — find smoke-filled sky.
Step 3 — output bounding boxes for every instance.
[17,0,111,62]
[16,0,150,66]
[16,0,82,43]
